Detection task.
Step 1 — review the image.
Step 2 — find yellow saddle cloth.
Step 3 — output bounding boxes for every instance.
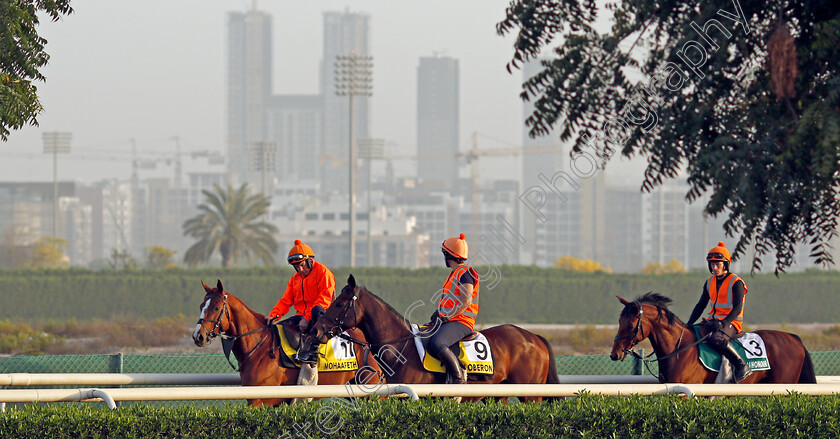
[277,326,359,371]
[412,324,494,375]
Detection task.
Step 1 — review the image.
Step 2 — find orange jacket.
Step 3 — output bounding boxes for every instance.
[705,273,747,332]
[439,264,480,330]
[269,261,335,319]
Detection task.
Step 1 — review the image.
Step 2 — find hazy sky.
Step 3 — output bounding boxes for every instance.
[1,0,646,186]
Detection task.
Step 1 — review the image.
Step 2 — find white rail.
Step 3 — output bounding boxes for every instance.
[1,383,840,410]
[0,373,835,387]
[0,373,240,386]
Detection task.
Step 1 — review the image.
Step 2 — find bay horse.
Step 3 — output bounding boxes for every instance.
[192,280,383,406]
[610,293,816,384]
[309,275,561,402]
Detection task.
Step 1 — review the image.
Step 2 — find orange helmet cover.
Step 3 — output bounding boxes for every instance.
[441,233,469,260]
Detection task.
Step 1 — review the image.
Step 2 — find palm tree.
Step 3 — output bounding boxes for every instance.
[182,184,278,267]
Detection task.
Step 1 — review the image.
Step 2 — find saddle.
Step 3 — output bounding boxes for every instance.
[411,324,494,380]
[271,319,359,372]
[692,326,771,373]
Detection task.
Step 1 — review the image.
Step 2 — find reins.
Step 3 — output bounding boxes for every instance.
[198,292,272,372]
[618,302,713,382]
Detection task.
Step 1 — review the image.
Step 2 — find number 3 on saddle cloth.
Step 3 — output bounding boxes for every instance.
[692,326,771,372]
[273,323,358,371]
[410,324,495,380]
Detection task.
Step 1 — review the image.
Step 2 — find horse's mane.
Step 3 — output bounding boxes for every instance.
[622,292,683,326]
[208,287,266,320]
[356,284,409,324]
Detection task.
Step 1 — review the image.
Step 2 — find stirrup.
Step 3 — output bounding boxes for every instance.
[734,365,752,383]
[295,348,318,365]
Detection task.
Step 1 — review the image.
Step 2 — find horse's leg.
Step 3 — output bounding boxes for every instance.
[241,357,296,406]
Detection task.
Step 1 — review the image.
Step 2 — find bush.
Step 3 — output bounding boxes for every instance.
[1,395,839,438]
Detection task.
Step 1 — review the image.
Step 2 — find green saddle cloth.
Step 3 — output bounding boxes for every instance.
[693,327,771,372]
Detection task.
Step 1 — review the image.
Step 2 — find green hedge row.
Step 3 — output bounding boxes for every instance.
[2,266,840,324]
[2,395,839,438]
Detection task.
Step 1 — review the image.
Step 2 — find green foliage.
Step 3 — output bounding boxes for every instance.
[1,267,840,325]
[143,245,177,269]
[0,0,73,140]
[1,396,840,438]
[107,249,136,270]
[498,1,840,273]
[27,237,68,269]
[0,319,58,354]
[641,259,687,274]
[182,184,278,268]
[554,256,612,273]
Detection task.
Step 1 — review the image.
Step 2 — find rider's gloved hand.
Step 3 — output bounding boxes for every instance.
[266,315,279,326]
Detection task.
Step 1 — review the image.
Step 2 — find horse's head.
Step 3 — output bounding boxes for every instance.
[311,274,364,343]
[192,279,230,347]
[611,293,678,361]
[610,296,647,361]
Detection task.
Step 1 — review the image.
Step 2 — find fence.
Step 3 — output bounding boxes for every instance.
[2,351,840,377]
[1,351,838,406]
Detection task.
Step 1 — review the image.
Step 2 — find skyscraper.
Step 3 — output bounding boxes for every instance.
[227,10,272,186]
[320,11,371,194]
[416,55,459,192]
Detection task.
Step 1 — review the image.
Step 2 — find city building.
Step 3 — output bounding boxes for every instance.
[417,55,459,192]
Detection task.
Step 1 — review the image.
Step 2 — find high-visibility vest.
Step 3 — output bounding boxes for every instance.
[705,273,747,332]
[439,264,480,330]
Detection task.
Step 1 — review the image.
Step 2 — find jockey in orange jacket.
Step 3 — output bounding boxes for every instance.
[267,239,335,365]
[686,242,751,382]
[428,233,480,384]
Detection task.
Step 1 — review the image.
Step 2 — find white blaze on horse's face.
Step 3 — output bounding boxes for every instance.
[193,297,213,340]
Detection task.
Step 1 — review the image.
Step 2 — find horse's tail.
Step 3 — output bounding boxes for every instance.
[536,334,561,402]
[791,333,817,384]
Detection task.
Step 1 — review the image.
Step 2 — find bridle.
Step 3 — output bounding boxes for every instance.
[615,302,712,382]
[614,305,645,355]
[317,288,360,342]
[197,292,230,341]
[318,286,415,348]
[196,291,271,371]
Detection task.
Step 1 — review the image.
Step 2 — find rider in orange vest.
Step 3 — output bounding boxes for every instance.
[428,233,480,384]
[267,239,335,364]
[686,242,751,382]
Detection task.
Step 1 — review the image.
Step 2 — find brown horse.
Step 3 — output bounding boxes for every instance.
[308,275,560,402]
[610,293,816,384]
[192,280,383,406]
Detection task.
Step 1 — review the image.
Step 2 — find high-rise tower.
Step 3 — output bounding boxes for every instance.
[416,55,459,192]
[227,10,272,186]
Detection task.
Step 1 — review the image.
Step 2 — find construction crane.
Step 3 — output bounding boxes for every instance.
[319,132,567,243]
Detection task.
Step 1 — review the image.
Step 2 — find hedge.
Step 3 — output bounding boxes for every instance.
[1,267,840,324]
[1,395,839,438]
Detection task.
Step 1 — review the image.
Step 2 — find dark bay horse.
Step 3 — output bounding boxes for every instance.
[192,280,383,406]
[309,275,560,402]
[610,293,816,384]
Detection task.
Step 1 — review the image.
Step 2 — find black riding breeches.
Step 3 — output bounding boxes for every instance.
[699,320,741,350]
[428,321,472,357]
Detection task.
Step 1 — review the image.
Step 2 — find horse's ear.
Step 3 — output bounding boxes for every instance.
[217,279,224,292]
[347,274,356,288]
[617,296,630,305]
[201,280,211,292]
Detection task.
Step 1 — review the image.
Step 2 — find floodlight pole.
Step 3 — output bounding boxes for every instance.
[336,53,372,268]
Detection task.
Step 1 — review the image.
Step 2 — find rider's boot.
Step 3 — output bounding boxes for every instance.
[720,343,752,383]
[438,348,467,384]
[295,336,320,365]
